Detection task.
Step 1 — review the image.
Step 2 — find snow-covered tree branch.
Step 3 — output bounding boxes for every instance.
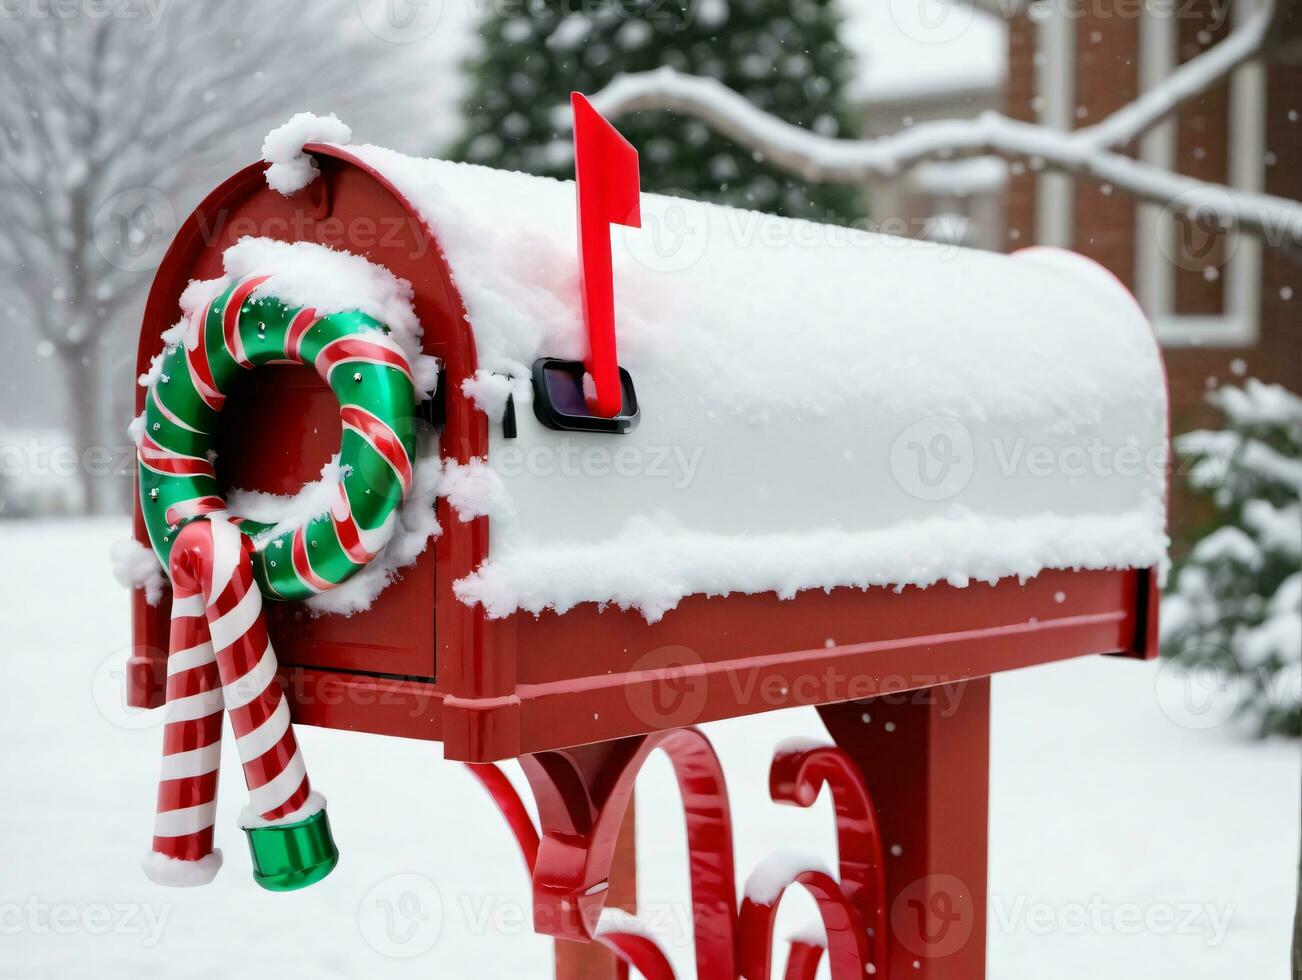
[590,2,1302,247]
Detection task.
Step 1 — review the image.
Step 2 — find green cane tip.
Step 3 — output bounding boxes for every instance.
[244,808,338,892]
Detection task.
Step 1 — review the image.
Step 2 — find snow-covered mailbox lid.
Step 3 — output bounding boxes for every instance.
[129,140,1169,762]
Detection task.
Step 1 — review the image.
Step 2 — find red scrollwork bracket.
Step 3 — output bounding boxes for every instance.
[466,728,890,980]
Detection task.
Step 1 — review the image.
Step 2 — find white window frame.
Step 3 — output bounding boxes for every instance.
[1136,0,1265,348]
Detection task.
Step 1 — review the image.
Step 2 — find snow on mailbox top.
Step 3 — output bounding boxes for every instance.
[294,140,1169,622]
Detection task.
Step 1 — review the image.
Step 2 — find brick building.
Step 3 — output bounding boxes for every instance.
[1005,0,1302,543]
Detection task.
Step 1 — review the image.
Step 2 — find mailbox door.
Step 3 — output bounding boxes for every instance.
[132,153,489,693]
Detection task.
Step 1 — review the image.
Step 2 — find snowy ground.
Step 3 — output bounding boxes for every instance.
[0,519,1295,978]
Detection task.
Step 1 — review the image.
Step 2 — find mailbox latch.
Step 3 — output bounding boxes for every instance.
[531,358,639,434]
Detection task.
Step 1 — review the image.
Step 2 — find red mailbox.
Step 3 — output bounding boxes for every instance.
[127,125,1167,978]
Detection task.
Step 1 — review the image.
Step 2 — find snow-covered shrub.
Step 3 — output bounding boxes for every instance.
[1162,379,1302,736]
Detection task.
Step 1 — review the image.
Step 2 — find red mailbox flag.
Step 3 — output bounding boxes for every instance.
[572,91,641,418]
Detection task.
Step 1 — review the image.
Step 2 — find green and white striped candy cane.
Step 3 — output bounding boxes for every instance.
[138,275,417,600]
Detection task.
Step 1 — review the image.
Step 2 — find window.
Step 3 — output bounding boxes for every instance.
[1135,0,1265,347]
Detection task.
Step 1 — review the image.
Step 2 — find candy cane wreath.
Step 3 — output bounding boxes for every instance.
[137,275,417,889]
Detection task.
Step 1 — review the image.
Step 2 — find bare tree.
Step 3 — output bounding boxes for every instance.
[0,0,411,513]
[589,0,1302,249]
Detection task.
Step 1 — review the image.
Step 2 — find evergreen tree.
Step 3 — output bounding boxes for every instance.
[1163,380,1302,737]
[454,0,865,224]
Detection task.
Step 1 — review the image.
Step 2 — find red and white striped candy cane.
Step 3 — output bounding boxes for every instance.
[143,518,326,888]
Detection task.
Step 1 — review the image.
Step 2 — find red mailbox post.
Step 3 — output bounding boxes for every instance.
[126,120,1167,978]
